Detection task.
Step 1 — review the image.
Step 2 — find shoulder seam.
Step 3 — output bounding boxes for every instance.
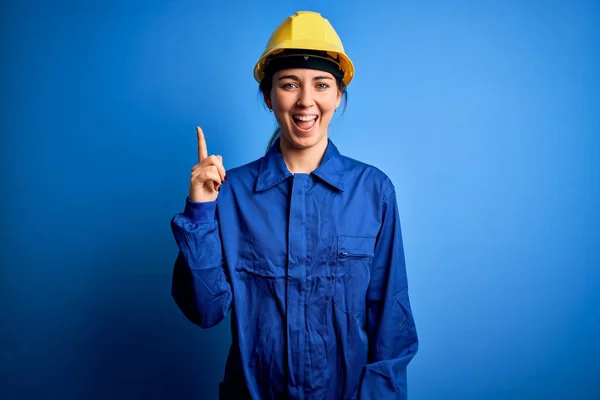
[382,177,395,202]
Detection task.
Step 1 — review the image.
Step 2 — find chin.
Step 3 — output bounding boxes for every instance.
[287,131,324,149]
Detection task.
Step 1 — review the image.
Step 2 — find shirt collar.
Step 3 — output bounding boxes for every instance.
[255,137,346,192]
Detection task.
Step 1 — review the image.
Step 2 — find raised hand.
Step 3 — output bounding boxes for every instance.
[188,126,226,203]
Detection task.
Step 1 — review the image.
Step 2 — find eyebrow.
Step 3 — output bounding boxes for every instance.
[277,75,333,81]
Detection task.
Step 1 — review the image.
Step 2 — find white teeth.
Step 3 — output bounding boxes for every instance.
[294,115,317,121]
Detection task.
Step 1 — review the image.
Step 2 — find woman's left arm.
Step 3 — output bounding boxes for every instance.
[358,182,419,400]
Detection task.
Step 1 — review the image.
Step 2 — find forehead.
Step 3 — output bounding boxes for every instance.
[273,68,335,80]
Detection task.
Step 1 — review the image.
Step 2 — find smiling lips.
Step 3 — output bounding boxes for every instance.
[293,114,318,131]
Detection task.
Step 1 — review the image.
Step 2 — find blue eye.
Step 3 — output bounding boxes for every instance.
[282,83,297,90]
[317,83,330,89]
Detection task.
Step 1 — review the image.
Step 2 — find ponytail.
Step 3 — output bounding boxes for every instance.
[265,126,281,154]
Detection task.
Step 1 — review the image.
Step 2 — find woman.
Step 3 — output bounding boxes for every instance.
[170,11,418,400]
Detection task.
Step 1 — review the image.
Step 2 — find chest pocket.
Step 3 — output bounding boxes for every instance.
[333,235,376,314]
[233,234,287,278]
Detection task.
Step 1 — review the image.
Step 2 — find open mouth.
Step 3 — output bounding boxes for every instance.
[293,114,318,131]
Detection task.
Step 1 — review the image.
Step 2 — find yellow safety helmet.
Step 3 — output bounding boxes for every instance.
[253,11,355,86]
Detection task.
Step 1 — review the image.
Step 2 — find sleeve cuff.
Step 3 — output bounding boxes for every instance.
[183,197,217,222]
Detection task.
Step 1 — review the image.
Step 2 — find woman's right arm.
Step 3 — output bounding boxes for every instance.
[170,198,232,328]
[170,126,231,328]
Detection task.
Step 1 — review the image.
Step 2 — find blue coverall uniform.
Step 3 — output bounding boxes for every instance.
[170,138,418,399]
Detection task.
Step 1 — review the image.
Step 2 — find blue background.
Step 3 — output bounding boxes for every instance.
[1,0,599,399]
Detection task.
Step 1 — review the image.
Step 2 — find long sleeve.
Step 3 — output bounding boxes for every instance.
[358,184,419,399]
[170,197,233,328]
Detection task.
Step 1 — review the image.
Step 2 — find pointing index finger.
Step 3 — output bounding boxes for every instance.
[196,126,208,162]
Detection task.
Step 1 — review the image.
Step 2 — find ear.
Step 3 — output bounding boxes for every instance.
[263,92,272,110]
[335,89,342,110]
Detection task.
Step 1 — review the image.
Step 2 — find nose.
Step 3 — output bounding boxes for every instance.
[297,86,315,108]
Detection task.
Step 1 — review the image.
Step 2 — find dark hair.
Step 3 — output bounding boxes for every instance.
[259,70,348,153]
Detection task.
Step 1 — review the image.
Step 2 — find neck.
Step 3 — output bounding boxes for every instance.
[279,134,328,174]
